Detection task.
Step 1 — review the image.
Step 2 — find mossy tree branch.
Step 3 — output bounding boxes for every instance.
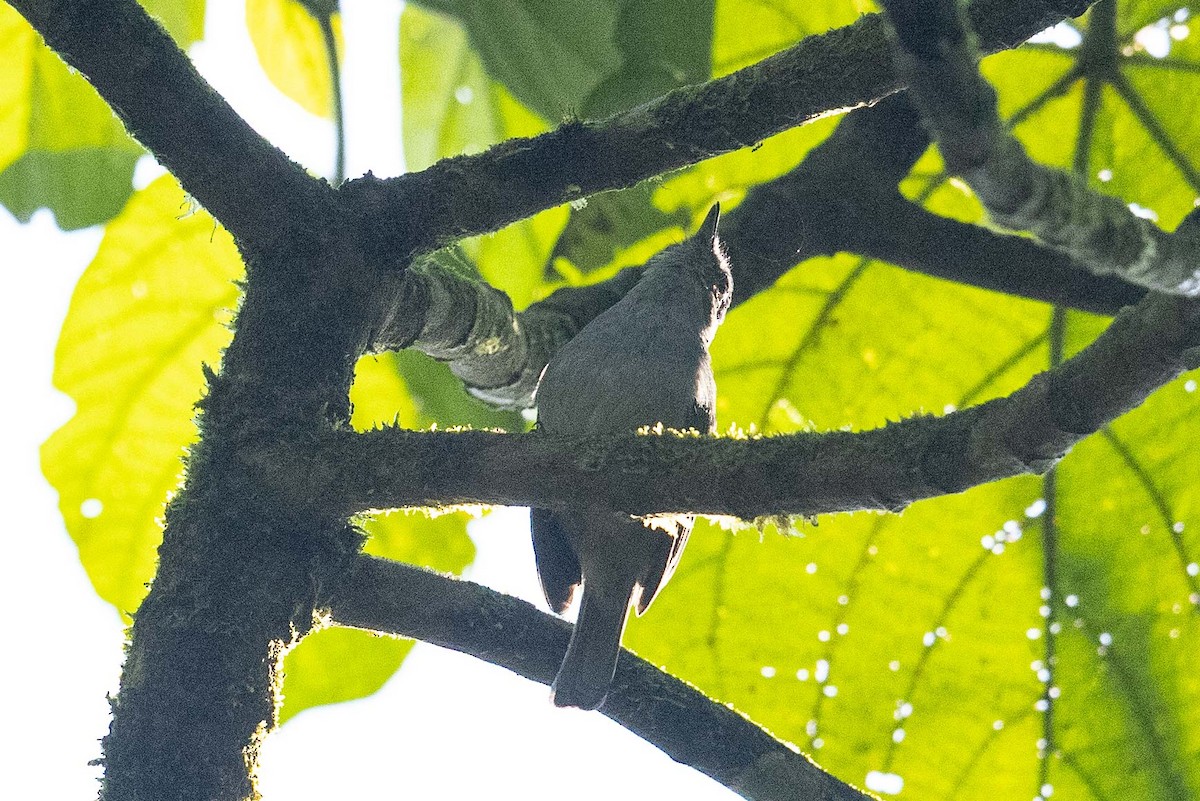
[282,290,1200,521]
[881,0,1200,295]
[9,0,1161,799]
[381,93,1144,408]
[10,0,1094,261]
[327,555,875,801]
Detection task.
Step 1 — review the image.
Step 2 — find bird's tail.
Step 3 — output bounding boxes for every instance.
[551,583,633,710]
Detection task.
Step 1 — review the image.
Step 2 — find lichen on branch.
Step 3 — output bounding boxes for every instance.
[881,0,1200,295]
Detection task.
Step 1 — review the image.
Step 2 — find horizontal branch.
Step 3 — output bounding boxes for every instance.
[14,0,1096,278]
[850,200,1145,313]
[294,291,1200,519]
[327,555,874,801]
[720,93,1144,314]
[7,0,333,246]
[350,0,1096,262]
[375,93,1143,408]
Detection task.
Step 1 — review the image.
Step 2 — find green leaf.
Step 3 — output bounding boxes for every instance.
[628,478,1048,794]
[580,0,713,119]
[279,627,410,724]
[654,112,842,216]
[0,5,144,229]
[352,347,523,434]
[983,5,1200,228]
[464,205,570,310]
[0,147,139,231]
[41,175,243,616]
[546,187,690,280]
[401,4,548,170]
[1117,0,1197,34]
[409,0,716,121]
[246,0,341,118]
[142,0,208,46]
[1113,27,1200,225]
[1047,371,1200,799]
[402,3,565,307]
[717,255,1052,431]
[278,510,478,723]
[350,351,419,431]
[0,2,202,229]
[631,5,1200,798]
[411,0,623,120]
[712,0,866,76]
[392,350,524,431]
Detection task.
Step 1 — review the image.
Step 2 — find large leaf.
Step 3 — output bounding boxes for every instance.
[619,3,1200,799]
[544,188,693,280]
[41,175,242,616]
[400,4,563,308]
[0,1,205,230]
[409,0,622,121]
[580,0,714,119]
[712,0,865,76]
[400,5,545,172]
[278,510,477,723]
[246,0,342,119]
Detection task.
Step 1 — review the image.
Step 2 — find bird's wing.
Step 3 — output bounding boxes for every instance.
[635,394,714,614]
[537,312,708,433]
[530,508,582,614]
[634,518,685,615]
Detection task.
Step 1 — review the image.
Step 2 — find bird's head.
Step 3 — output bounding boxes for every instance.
[690,203,734,327]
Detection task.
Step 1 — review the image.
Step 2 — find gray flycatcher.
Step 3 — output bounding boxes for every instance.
[531,203,733,709]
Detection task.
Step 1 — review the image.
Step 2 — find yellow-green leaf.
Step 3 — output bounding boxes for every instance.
[712,0,866,76]
[279,628,410,724]
[246,0,341,118]
[142,0,208,47]
[0,5,143,229]
[412,0,622,121]
[279,510,478,723]
[626,4,1200,797]
[41,175,242,616]
[401,4,562,307]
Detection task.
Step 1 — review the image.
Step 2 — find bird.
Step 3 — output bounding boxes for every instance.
[531,203,733,709]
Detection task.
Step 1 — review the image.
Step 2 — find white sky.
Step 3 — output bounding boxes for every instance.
[0,1,737,798]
